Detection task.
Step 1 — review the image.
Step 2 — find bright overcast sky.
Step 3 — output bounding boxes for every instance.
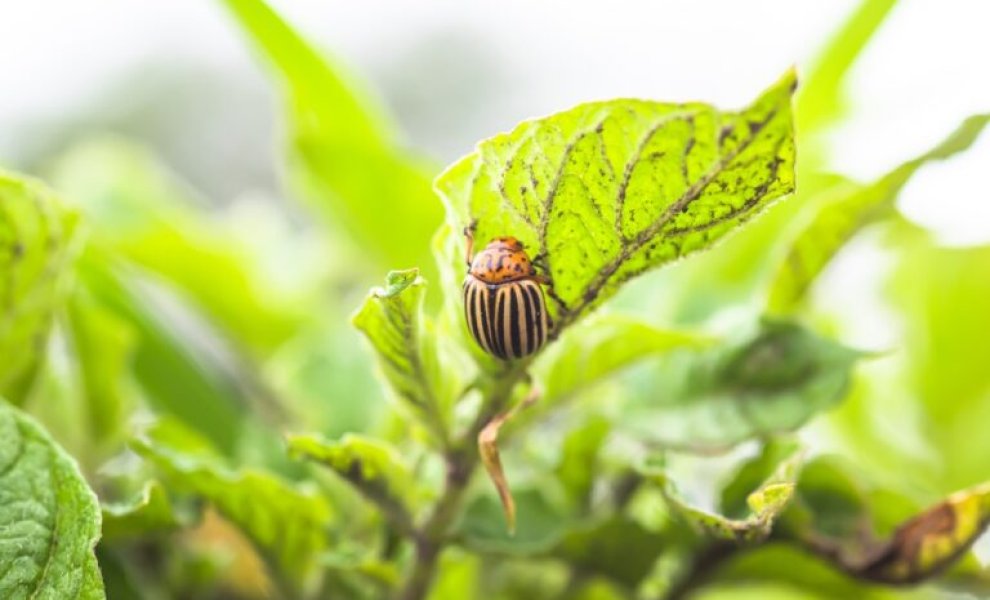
[0,0,987,245]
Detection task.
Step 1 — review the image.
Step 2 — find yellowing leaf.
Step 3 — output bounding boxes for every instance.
[858,483,990,583]
[437,70,796,332]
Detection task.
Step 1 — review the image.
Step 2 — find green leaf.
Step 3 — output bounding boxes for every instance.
[623,319,862,452]
[220,0,441,277]
[538,314,713,406]
[780,457,872,543]
[437,69,796,331]
[767,113,990,313]
[133,426,333,593]
[555,415,611,512]
[647,449,802,544]
[0,400,105,599]
[353,269,455,444]
[0,170,81,403]
[459,488,570,555]
[50,137,310,354]
[66,288,135,449]
[287,432,418,535]
[797,0,899,137]
[552,516,667,589]
[78,255,272,456]
[720,438,802,519]
[101,480,192,542]
[889,237,990,489]
[702,543,912,600]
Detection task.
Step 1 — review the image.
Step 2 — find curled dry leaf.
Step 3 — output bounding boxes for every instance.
[478,390,540,535]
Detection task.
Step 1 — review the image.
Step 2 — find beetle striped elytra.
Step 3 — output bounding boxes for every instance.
[462,226,550,360]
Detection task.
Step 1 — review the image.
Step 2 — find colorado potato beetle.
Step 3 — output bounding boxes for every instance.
[462,226,550,360]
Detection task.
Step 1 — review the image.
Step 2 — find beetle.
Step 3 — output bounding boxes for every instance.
[462,225,550,360]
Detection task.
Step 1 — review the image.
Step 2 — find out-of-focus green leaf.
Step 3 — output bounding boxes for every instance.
[78,257,254,455]
[538,315,712,406]
[702,543,911,600]
[133,424,333,593]
[426,550,480,600]
[624,320,861,452]
[767,113,990,313]
[459,488,570,555]
[437,70,796,330]
[797,0,899,138]
[66,288,135,448]
[780,457,872,546]
[552,516,667,589]
[101,480,193,542]
[0,170,80,403]
[353,269,455,444]
[651,0,898,325]
[647,449,802,544]
[220,0,441,277]
[0,400,105,599]
[720,438,802,519]
[287,432,419,535]
[889,237,990,490]
[555,415,611,512]
[50,137,309,355]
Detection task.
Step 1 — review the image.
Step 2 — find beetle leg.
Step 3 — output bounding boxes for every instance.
[463,220,477,267]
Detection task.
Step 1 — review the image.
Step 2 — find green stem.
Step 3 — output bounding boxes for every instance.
[395,361,530,600]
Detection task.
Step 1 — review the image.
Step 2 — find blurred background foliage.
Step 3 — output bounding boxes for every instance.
[1,0,989,598]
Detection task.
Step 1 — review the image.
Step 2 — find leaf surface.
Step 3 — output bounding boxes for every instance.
[353,269,455,443]
[0,401,105,599]
[288,433,418,535]
[647,448,802,544]
[101,480,191,542]
[0,171,80,402]
[221,0,441,276]
[437,70,796,330]
[767,113,990,312]
[134,426,333,593]
[623,320,861,452]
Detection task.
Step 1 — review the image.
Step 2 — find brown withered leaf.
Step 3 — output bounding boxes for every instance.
[478,391,539,535]
[859,483,990,584]
[800,481,990,584]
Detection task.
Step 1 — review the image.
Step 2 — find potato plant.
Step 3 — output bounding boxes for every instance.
[1,0,989,599]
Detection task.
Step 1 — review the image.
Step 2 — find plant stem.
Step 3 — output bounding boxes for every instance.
[395,362,529,600]
[664,542,736,600]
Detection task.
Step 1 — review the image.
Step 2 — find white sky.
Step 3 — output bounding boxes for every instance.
[0,0,987,244]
